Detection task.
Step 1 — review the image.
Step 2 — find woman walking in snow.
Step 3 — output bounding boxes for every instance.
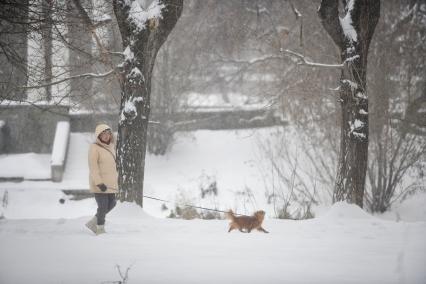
[85,124,118,235]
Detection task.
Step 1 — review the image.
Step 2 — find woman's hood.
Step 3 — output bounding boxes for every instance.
[95,124,111,137]
[95,124,115,145]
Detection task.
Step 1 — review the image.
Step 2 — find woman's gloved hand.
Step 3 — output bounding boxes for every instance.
[97,183,107,192]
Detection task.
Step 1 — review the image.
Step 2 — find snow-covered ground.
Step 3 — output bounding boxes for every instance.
[0,201,425,284]
[0,153,51,180]
[0,128,425,283]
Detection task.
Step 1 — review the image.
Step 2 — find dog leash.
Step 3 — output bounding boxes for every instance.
[106,187,246,216]
[146,195,246,216]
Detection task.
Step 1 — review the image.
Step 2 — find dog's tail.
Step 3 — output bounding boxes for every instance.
[226,210,236,221]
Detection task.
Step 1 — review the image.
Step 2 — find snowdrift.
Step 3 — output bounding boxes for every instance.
[319,201,374,220]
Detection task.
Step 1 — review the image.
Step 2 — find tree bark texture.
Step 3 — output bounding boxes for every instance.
[318,0,380,207]
[113,0,183,206]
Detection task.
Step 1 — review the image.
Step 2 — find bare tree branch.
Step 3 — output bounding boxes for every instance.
[282,49,344,69]
[21,70,115,89]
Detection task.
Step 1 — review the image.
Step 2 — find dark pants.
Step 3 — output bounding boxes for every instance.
[94,193,116,225]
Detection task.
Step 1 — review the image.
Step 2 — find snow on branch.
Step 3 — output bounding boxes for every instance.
[282,49,344,69]
[126,0,165,31]
[339,0,357,43]
[290,1,302,19]
[120,96,144,122]
[245,5,269,15]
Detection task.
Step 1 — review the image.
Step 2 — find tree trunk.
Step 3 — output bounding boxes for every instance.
[42,0,53,101]
[318,0,380,207]
[66,0,93,106]
[113,0,183,206]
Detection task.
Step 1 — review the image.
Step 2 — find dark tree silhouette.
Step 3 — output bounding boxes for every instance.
[113,0,183,206]
[318,0,380,207]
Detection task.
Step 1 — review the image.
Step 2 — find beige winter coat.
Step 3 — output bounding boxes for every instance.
[88,124,119,194]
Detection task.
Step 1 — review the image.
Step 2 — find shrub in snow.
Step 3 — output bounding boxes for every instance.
[293,204,315,220]
[167,188,223,220]
[199,172,218,198]
[276,202,315,220]
[178,206,200,220]
[200,210,223,220]
[167,210,176,218]
[277,204,293,220]
[168,205,223,220]
[235,186,257,210]
[167,189,200,219]
[168,205,200,220]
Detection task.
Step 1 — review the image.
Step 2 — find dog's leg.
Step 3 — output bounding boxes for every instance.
[258,227,269,233]
[239,228,247,233]
[228,223,238,233]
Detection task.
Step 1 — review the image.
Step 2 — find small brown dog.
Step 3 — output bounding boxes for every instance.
[226,210,269,233]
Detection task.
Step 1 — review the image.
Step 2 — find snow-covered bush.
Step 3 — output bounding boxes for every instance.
[199,172,218,198]
[366,125,426,213]
[168,205,200,220]
[167,204,223,220]
[275,200,315,220]
[167,186,223,220]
